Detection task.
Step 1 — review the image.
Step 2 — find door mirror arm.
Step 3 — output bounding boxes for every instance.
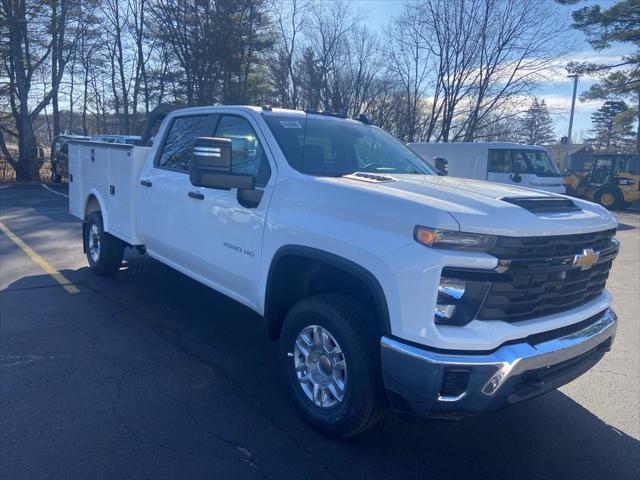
[237,188,263,208]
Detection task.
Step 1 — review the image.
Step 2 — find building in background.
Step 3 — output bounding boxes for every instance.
[544,144,594,171]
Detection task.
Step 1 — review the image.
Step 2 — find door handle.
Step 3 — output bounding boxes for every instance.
[188,191,205,200]
[140,179,152,187]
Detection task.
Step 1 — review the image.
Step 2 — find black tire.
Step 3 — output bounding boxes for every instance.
[279,293,387,438]
[595,188,623,210]
[84,212,124,275]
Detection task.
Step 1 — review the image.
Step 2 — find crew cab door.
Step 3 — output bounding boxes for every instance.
[138,111,274,309]
[137,113,217,265]
[183,114,273,308]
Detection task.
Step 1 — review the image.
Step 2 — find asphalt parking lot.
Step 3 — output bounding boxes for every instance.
[1,183,639,480]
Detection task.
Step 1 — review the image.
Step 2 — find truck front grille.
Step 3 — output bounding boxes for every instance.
[477,229,618,322]
[488,228,616,259]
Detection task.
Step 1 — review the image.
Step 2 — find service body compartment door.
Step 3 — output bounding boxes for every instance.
[68,143,84,218]
[105,144,148,245]
[107,146,135,240]
[68,141,147,245]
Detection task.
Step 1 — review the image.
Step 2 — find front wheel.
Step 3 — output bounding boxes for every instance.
[279,294,387,437]
[595,188,623,210]
[84,212,124,275]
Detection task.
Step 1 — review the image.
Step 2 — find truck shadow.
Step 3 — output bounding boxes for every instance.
[2,254,639,480]
[616,222,636,231]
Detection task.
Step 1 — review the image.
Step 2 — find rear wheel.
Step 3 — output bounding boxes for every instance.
[85,212,124,275]
[279,293,387,437]
[595,188,622,210]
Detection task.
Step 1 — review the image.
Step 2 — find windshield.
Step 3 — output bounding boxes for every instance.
[512,149,561,177]
[616,155,639,175]
[264,114,436,176]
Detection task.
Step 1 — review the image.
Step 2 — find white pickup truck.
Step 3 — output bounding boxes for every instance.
[69,106,619,437]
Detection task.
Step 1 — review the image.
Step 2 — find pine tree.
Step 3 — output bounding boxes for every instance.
[587,100,636,151]
[518,98,555,145]
[563,0,640,152]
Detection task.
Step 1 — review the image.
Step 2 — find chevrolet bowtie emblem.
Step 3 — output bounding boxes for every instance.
[572,248,600,270]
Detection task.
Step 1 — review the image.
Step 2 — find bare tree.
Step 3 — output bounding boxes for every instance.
[340,26,386,117]
[1,0,576,172]
[128,0,152,131]
[458,0,568,141]
[78,2,103,136]
[307,0,363,112]
[270,0,310,108]
[0,0,74,180]
[102,0,132,133]
[386,0,567,143]
[385,4,434,142]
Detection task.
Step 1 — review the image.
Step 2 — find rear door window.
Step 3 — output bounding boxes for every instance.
[488,150,510,173]
[157,115,214,172]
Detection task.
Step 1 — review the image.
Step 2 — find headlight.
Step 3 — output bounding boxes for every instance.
[414,226,496,252]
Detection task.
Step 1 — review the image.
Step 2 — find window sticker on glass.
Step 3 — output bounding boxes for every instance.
[280,120,303,129]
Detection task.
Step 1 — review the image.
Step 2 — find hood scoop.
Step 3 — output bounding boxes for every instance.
[500,196,582,214]
[343,172,397,183]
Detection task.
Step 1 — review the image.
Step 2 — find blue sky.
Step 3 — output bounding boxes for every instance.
[353,0,634,142]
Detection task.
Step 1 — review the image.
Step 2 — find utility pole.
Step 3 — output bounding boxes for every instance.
[565,74,579,169]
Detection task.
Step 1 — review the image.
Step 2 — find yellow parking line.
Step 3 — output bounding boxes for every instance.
[0,220,79,294]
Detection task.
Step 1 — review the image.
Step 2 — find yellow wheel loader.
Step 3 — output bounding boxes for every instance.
[564,153,639,210]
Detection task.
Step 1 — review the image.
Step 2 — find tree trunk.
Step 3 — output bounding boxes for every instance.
[636,95,640,154]
[82,66,89,136]
[16,120,42,181]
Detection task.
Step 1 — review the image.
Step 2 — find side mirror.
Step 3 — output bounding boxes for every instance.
[190,137,255,190]
[511,172,522,183]
[434,157,448,175]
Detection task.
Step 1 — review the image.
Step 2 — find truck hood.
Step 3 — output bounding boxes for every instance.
[325,174,617,237]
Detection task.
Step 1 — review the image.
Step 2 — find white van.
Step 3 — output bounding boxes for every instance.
[408,142,565,193]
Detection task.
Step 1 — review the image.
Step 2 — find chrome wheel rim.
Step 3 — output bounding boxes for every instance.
[293,325,347,408]
[88,224,101,263]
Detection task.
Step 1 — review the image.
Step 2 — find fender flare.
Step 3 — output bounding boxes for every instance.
[83,189,109,231]
[264,245,391,336]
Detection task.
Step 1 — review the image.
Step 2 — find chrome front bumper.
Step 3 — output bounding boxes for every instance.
[380,309,617,416]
